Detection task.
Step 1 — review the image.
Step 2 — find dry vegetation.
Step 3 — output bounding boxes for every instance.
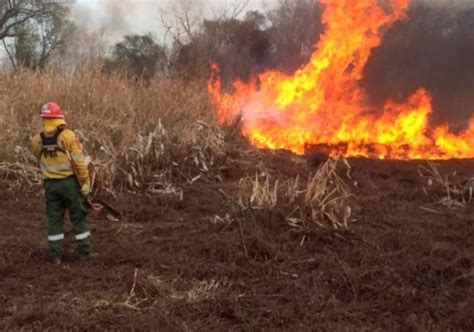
[419,161,474,210]
[0,66,243,195]
[238,158,354,231]
[0,66,359,234]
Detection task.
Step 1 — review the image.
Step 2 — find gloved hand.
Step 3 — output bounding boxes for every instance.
[81,183,91,197]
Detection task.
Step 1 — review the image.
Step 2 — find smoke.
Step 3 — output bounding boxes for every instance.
[71,0,271,45]
[71,1,162,43]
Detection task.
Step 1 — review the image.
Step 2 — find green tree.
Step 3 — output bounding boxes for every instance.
[107,34,168,80]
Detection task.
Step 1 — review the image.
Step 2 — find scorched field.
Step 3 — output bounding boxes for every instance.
[1,0,474,330]
[0,154,473,330]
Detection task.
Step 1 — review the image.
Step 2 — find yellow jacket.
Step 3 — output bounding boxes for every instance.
[31,119,90,188]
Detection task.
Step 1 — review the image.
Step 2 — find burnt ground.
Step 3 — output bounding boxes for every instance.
[0,153,473,331]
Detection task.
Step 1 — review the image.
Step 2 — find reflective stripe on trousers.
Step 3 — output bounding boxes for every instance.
[75,231,91,240]
[48,234,65,241]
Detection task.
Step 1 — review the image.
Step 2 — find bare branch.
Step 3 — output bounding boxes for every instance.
[159,0,203,45]
[2,38,16,68]
[0,2,54,41]
[211,0,250,21]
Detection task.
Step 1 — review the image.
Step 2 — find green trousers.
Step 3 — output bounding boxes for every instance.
[44,177,91,258]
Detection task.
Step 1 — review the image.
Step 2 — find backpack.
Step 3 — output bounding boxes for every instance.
[40,125,67,158]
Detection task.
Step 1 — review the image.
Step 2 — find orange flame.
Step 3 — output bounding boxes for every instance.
[208,0,474,160]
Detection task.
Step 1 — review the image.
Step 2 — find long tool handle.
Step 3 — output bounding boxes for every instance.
[64,150,122,218]
[64,150,103,212]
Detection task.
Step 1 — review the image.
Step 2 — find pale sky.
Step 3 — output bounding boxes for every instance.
[72,0,275,44]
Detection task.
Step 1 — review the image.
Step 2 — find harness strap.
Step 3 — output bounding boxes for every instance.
[40,125,67,158]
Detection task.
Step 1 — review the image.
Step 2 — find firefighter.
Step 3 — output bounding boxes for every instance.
[31,102,93,264]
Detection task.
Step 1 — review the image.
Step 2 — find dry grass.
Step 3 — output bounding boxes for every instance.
[91,268,231,313]
[298,158,353,229]
[0,65,239,194]
[0,145,42,189]
[238,158,354,230]
[239,175,279,209]
[419,162,473,209]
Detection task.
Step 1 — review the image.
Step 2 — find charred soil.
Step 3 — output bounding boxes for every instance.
[1,154,473,331]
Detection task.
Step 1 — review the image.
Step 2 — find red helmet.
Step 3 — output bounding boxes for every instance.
[40,102,64,119]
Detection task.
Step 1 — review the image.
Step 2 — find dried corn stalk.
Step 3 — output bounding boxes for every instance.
[239,174,279,209]
[0,162,42,189]
[184,121,227,175]
[419,162,473,209]
[238,158,353,231]
[302,159,352,229]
